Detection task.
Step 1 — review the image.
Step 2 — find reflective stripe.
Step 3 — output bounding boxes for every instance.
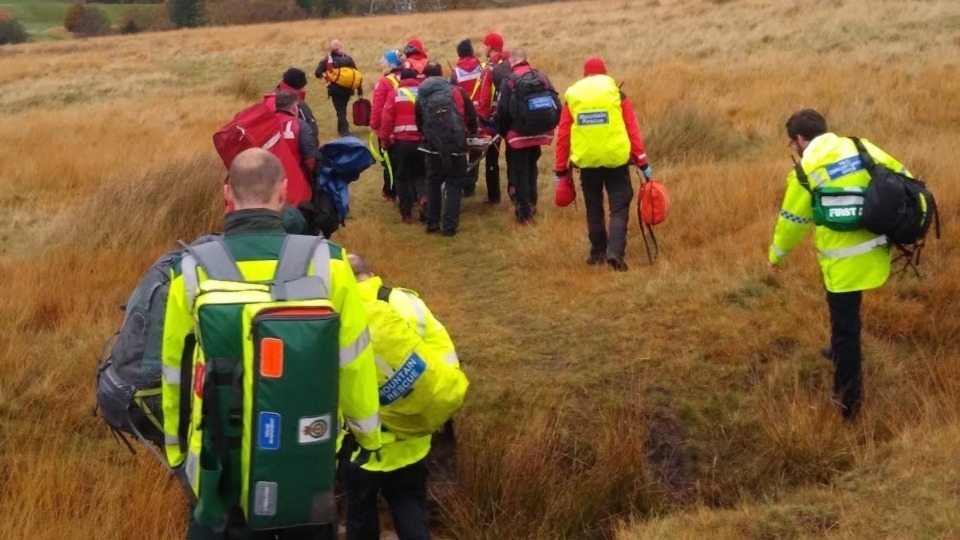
[810,170,828,188]
[162,365,181,385]
[402,292,426,338]
[820,195,864,207]
[635,152,647,161]
[393,125,419,133]
[346,412,380,434]
[387,74,400,89]
[282,121,295,139]
[374,354,395,377]
[397,88,417,103]
[262,132,281,151]
[508,134,551,144]
[181,254,200,307]
[779,210,811,225]
[340,328,371,367]
[185,450,200,491]
[818,235,887,259]
[770,244,788,258]
[164,433,180,446]
[442,351,459,365]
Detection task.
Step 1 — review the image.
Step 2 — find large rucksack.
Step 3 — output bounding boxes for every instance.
[417,78,468,155]
[95,235,218,463]
[181,236,340,531]
[507,70,560,135]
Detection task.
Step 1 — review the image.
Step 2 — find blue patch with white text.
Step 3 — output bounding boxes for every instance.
[824,156,864,181]
[577,112,609,126]
[527,96,556,111]
[379,353,427,405]
[258,412,281,451]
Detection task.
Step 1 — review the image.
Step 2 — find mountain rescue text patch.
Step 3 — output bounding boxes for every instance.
[577,112,610,125]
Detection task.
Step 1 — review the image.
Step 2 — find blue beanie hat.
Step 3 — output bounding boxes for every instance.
[383,50,401,69]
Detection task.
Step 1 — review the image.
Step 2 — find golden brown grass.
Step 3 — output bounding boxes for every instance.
[2,0,960,538]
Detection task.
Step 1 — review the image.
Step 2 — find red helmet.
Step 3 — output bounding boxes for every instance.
[482,32,504,51]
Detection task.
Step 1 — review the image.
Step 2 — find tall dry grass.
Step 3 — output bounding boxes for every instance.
[2,0,960,538]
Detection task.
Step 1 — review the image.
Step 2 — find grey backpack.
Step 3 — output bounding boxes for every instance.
[95,236,218,462]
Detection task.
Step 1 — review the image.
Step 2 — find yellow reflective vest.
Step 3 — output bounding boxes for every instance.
[768,133,910,292]
[354,276,466,472]
[565,74,631,169]
[160,232,382,468]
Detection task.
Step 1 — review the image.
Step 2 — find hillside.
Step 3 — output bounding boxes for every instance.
[0,0,123,39]
[1,0,960,538]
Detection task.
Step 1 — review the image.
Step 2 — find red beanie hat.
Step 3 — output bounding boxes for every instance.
[583,56,607,76]
[406,37,425,53]
[483,32,504,51]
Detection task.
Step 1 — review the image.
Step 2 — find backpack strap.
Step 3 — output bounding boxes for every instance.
[849,137,877,172]
[377,286,393,303]
[181,239,242,307]
[271,235,332,301]
[791,155,813,195]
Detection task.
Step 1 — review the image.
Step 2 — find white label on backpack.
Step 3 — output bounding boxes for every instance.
[298,415,332,444]
[528,96,555,111]
[577,112,609,125]
[254,481,278,516]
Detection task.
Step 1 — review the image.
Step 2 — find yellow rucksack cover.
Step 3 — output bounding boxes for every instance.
[363,297,468,439]
[326,67,363,90]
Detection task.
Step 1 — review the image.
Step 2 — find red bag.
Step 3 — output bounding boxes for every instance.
[638,179,671,225]
[555,175,576,207]
[353,98,371,127]
[213,103,312,209]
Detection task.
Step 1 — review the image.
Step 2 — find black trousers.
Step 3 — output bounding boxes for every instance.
[826,290,863,419]
[506,146,541,220]
[484,142,501,202]
[580,165,634,260]
[187,509,334,540]
[390,141,425,219]
[345,460,430,540]
[382,142,396,199]
[425,154,467,234]
[330,94,350,136]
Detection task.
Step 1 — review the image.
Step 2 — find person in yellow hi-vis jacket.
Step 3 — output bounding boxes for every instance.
[155,148,381,539]
[769,109,911,421]
[345,253,468,540]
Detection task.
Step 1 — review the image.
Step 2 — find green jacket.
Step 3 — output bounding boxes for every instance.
[769,133,909,293]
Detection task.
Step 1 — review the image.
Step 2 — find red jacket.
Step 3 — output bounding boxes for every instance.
[476,51,507,122]
[379,78,422,145]
[370,70,401,132]
[555,93,648,171]
[451,56,484,105]
[273,111,312,208]
[402,53,428,77]
[498,62,557,149]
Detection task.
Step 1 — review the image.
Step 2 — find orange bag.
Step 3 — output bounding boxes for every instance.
[638,179,671,225]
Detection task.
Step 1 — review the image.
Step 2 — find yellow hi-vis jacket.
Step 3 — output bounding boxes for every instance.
[768,133,909,292]
[159,232,382,469]
[565,74,631,169]
[353,276,464,472]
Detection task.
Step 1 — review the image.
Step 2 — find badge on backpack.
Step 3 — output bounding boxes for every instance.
[298,415,332,444]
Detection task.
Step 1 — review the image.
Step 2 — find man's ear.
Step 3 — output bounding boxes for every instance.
[224,183,235,208]
[278,178,289,206]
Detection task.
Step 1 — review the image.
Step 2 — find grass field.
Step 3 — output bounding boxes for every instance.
[0,0,125,39]
[1,0,960,538]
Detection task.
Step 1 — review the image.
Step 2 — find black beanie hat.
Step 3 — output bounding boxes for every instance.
[456,39,474,58]
[282,68,308,90]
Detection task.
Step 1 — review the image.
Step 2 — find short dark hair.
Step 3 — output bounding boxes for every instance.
[423,61,442,78]
[275,90,298,111]
[400,68,419,81]
[785,109,827,140]
[228,148,285,205]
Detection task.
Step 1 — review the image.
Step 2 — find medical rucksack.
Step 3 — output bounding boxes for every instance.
[180,235,340,531]
[507,70,560,135]
[417,78,468,155]
[326,67,363,90]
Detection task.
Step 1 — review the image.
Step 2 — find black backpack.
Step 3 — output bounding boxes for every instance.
[507,70,560,135]
[854,137,939,246]
[418,78,468,155]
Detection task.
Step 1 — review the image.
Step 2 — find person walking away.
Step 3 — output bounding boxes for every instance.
[379,68,426,225]
[345,253,466,540]
[264,68,320,139]
[768,108,911,420]
[475,32,508,203]
[155,148,382,539]
[371,50,404,201]
[316,39,359,137]
[272,90,321,211]
[401,38,429,77]
[451,38,484,197]
[555,57,652,271]
[415,62,479,237]
[497,48,560,224]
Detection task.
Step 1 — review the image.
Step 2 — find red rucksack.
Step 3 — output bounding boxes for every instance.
[635,175,671,263]
[353,98,371,127]
[213,103,312,209]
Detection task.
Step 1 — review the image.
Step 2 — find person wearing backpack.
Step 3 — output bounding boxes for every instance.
[450,39,484,198]
[555,57,652,271]
[497,48,561,224]
[316,39,360,137]
[401,37,429,77]
[416,62,480,237]
[345,253,468,540]
[153,149,383,539]
[768,109,913,421]
[379,68,426,224]
[475,31,508,204]
[263,68,320,139]
[275,90,322,181]
[371,50,404,202]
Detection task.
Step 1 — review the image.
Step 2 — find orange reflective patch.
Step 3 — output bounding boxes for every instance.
[260,338,284,378]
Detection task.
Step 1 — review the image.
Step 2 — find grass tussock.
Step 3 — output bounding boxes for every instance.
[2,0,960,538]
